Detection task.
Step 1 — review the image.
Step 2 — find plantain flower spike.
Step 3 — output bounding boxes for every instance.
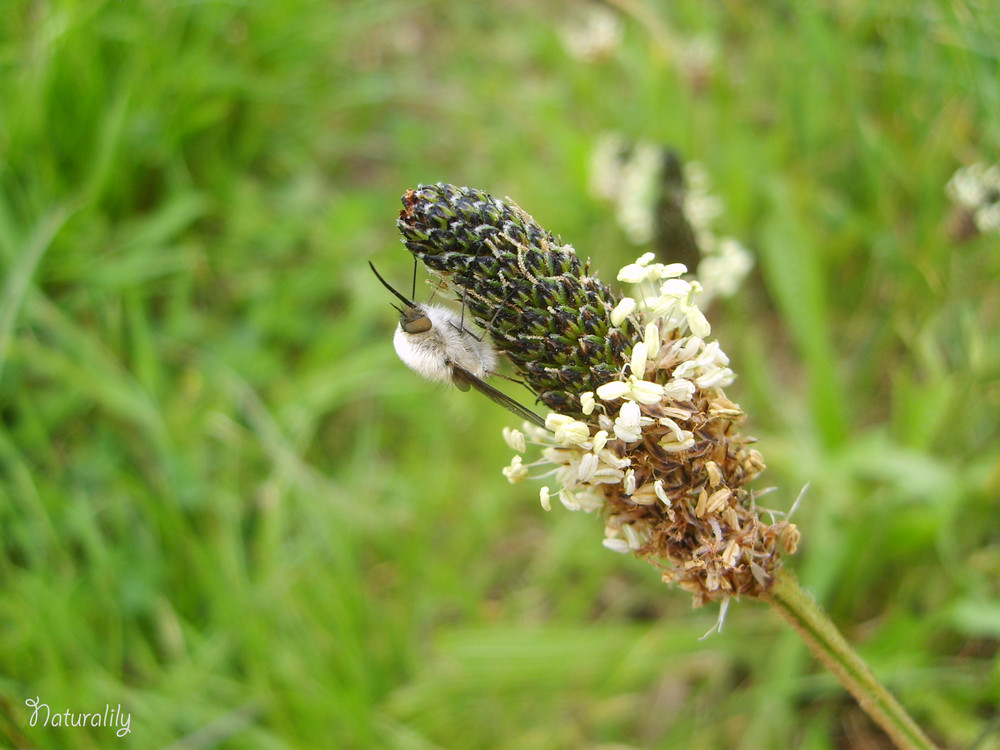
[397,183,799,606]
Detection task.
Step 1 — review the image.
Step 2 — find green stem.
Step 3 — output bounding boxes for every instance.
[763,569,939,750]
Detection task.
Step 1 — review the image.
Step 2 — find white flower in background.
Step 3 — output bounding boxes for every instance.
[680,161,754,306]
[677,35,718,93]
[946,162,1000,238]
[617,141,668,244]
[559,4,623,63]
[697,238,755,301]
[589,135,754,304]
[682,161,724,236]
[591,134,663,245]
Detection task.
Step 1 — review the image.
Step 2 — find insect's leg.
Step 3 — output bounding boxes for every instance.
[457,280,470,333]
[449,283,518,342]
[484,284,518,332]
[456,233,492,334]
[447,241,487,339]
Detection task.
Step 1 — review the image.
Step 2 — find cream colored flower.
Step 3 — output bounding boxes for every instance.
[501,252,796,606]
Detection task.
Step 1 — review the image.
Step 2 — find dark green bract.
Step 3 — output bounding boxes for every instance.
[397,183,638,416]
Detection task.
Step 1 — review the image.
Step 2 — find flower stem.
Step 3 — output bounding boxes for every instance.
[763,569,938,750]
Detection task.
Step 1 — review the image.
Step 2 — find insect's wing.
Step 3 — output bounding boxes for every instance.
[450,365,546,428]
[452,372,472,392]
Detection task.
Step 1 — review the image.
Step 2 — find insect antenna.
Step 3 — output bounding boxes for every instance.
[369,261,416,309]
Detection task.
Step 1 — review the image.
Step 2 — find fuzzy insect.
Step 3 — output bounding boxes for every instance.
[369,262,546,428]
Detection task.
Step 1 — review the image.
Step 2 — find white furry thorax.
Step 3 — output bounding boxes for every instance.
[392,303,497,384]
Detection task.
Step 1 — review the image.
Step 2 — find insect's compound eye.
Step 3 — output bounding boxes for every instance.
[402,316,432,334]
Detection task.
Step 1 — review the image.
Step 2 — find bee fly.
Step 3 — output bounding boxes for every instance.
[369,261,546,428]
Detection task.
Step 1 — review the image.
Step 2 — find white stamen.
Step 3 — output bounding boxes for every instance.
[610,296,637,326]
[502,427,526,453]
[630,342,648,379]
[502,456,529,483]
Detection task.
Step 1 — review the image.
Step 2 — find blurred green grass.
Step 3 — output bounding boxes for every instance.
[1,1,998,748]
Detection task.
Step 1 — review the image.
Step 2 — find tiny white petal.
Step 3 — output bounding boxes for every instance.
[539,486,552,511]
[621,523,646,549]
[644,322,660,353]
[577,452,599,482]
[687,305,711,338]
[592,467,627,483]
[678,336,703,360]
[502,426,526,453]
[545,413,574,431]
[596,380,630,401]
[610,296,637,326]
[635,252,656,266]
[615,423,642,443]
[502,456,529,483]
[574,490,605,512]
[658,416,686,443]
[559,491,582,511]
[629,379,666,404]
[643,262,666,281]
[701,340,729,366]
[660,278,692,297]
[617,263,648,284]
[602,537,631,554]
[613,423,641,443]
[646,294,678,318]
[654,480,671,507]
[580,391,596,415]
[672,360,697,379]
[554,419,591,446]
[695,368,734,389]
[522,421,549,441]
[659,435,696,453]
[663,378,696,400]
[629,342,648,379]
[541,446,568,465]
[598,449,631,470]
[591,429,609,453]
[623,468,636,495]
[555,465,577,486]
[661,262,688,278]
[619,400,641,424]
